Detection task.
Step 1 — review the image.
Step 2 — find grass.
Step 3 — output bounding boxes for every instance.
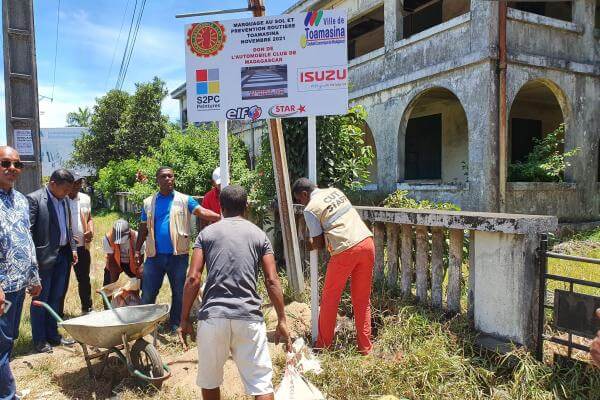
[11,216,600,399]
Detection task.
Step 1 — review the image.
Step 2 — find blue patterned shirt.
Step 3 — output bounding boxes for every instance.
[0,187,40,293]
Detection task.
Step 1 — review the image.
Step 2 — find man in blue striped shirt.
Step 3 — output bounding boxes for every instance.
[0,146,41,400]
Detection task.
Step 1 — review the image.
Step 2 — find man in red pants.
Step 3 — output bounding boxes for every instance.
[292,178,374,355]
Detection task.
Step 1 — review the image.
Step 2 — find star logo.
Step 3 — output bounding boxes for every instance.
[298,105,306,113]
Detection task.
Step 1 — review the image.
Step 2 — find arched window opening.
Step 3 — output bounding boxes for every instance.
[508,80,567,182]
[401,88,468,184]
[363,123,378,184]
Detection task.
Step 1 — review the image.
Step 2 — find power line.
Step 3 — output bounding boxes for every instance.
[115,0,139,90]
[50,0,61,102]
[105,0,132,90]
[118,0,147,90]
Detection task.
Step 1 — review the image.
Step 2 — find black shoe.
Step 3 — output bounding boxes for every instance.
[34,342,53,353]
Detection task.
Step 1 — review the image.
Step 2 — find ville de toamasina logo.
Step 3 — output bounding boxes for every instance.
[187,21,227,57]
[300,10,346,48]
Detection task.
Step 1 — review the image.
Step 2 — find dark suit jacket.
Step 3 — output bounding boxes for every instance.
[27,187,76,270]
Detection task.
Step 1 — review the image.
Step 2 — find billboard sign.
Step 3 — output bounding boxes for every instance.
[185,10,348,122]
[40,127,92,177]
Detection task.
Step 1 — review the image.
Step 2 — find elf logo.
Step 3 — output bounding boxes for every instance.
[226,105,262,121]
[297,66,347,92]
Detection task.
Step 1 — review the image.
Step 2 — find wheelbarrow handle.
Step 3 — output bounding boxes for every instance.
[31,300,64,323]
[96,289,114,310]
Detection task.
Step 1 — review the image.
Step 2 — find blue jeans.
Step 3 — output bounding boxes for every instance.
[30,249,70,344]
[0,289,26,400]
[141,254,188,328]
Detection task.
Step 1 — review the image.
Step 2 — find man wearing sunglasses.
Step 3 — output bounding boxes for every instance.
[27,169,78,353]
[0,146,42,400]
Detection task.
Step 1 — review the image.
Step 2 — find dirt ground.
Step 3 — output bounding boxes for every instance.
[10,302,311,400]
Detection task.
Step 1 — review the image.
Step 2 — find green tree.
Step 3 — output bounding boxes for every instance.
[71,77,169,174]
[66,107,92,127]
[114,77,169,161]
[71,89,130,172]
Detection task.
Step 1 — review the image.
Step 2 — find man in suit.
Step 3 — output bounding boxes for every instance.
[28,169,77,353]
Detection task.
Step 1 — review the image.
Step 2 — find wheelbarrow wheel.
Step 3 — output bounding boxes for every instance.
[131,338,164,388]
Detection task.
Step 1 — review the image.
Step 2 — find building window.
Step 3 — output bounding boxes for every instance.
[510,118,541,164]
[181,109,188,128]
[508,80,566,181]
[401,88,469,183]
[405,114,442,180]
[402,0,470,39]
[508,1,572,22]
[596,0,600,29]
[363,124,378,183]
[348,6,384,60]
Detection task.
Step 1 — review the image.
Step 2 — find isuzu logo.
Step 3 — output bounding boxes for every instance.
[297,66,347,92]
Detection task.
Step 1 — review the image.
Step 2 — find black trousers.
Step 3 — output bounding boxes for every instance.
[70,247,92,312]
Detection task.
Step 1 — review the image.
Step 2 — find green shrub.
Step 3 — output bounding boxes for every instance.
[509,124,579,182]
[95,124,253,207]
[250,106,375,224]
[382,190,461,211]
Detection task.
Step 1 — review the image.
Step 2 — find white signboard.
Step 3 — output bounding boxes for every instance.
[185,10,348,122]
[40,127,91,177]
[14,129,34,156]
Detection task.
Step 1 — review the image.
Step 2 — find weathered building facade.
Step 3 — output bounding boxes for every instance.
[284,0,599,221]
[172,1,599,221]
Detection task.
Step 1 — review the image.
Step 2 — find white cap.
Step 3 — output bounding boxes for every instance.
[212,167,221,185]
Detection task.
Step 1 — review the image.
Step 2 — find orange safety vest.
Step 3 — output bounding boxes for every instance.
[105,230,139,278]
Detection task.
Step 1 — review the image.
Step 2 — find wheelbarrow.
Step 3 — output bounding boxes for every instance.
[32,295,171,388]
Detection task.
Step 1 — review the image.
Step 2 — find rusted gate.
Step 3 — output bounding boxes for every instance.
[538,234,600,362]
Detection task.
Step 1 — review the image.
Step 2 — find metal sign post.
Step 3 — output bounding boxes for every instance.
[218,121,229,188]
[308,115,319,343]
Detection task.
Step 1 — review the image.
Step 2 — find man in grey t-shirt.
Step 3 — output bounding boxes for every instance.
[179,185,291,400]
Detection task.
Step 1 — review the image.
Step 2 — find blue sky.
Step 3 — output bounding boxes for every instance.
[0,0,295,145]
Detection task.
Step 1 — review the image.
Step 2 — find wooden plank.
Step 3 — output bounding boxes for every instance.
[400,224,413,298]
[430,227,444,309]
[447,229,463,313]
[468,230,475,320]
[267,118,304,295]
[415,225,429,304]
[373,223,385,283]
[386,223,399,288]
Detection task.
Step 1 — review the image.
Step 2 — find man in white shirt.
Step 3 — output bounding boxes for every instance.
[102,219,143,286]
[66,172,94,314]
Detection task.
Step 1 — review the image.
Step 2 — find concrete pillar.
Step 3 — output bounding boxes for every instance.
[384,0,402,49]
[364,100,402,193]
[472,231,541,350]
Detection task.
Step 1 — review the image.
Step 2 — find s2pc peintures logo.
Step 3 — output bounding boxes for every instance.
[195,69,221,111]
[226,105,263,121]
[300,11,346,48]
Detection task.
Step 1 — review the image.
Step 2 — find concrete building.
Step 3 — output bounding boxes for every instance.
[173,0,600,221]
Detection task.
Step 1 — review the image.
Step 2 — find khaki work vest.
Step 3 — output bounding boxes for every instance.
[305,188,372,256]
[143,191,192,257]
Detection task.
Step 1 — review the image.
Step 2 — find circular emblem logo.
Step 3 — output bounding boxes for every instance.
[187,22,227,58]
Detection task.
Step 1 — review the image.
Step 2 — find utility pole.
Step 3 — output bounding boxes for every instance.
[2,0,42,193]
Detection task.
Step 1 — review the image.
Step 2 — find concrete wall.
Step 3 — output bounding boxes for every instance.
[279,0,600,219]
[356,60,498,212]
